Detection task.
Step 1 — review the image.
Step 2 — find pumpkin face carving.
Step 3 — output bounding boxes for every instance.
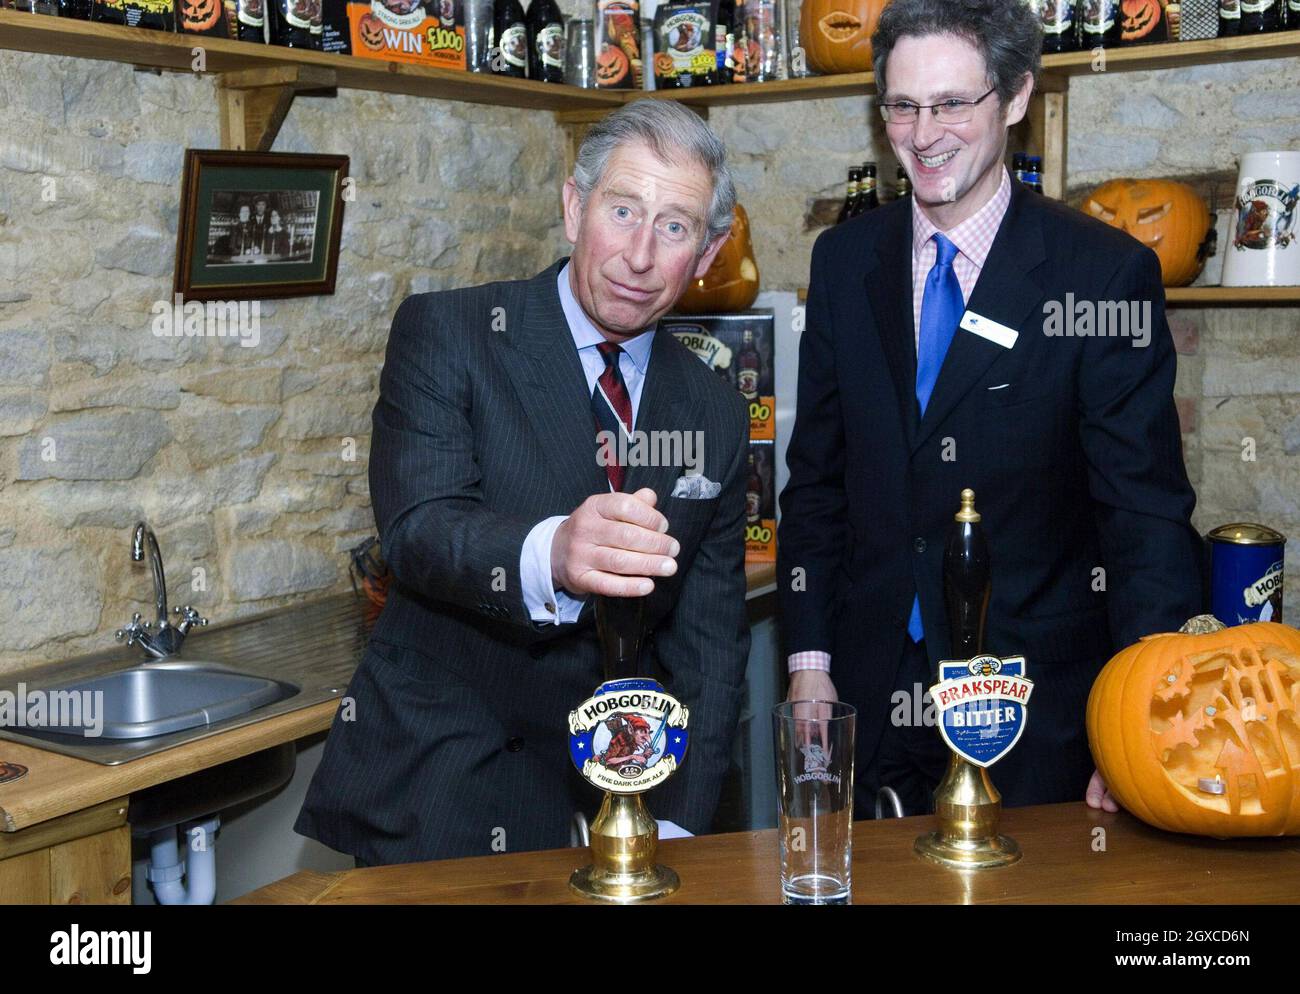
[596,44,630,86]
[800,0,888,75]
[1083,178,1212,287]
[1121,0,1167,42]
[676,204,760,313]
[1087,616,1300,837]
[358,12,385,50]
[180,0,221,31]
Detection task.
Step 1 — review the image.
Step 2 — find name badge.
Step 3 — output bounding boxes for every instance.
[960,311,1018,349]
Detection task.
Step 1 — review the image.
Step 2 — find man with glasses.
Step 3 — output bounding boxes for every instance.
[778,0,1202,818]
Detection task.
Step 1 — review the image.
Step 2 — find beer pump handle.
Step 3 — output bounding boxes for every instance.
[595,595,645,681]
[943,488,991,664]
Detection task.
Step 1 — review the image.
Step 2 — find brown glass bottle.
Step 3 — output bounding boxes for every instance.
[737,329,760,400]
[1240,0,1281,31]
[895,166,911,200]
[836,168,861,225]
[1077,0,1122,47]
[852,163,879,215]
[745,453,762,525]
[492,0,529,77]
[235,0,267,41]
[269,0,315,46]
[527,0,566,83]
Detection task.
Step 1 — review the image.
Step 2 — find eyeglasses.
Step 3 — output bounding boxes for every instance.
[879,87,998,125]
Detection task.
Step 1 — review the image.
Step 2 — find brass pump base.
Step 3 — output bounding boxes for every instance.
[569,792,680,903]
[914,753,1022,870]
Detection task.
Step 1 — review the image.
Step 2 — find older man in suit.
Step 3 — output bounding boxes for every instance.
[778,0,1203,818]
[296,100,751,865]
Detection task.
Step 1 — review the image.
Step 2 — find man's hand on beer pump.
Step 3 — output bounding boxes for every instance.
[1085,769,1121,813]
[551,488,680,598]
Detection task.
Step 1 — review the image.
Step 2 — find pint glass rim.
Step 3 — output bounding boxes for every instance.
[772,700,857,721]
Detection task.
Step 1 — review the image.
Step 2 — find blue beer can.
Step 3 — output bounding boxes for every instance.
[1207,523,1285,626]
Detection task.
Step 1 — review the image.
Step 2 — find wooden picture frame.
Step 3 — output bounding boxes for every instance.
[174,149,349,302]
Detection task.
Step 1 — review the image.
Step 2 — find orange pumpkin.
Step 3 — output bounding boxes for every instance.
[675,204,760,313]
[358,12,385,50]
[800,0,889,75]
[1120,0,1168,42]
[1083,178,1212,287]
[1087,615,1300,837]
[596,44,630,86]
[180,0,221,31]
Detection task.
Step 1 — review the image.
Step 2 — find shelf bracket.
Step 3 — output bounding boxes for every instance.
[217,66,338,152]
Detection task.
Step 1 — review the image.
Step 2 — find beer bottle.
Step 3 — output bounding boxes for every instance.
[1012,151,1027,184]
[1240,0,1281,31]
[737,329,760,401]
[745,452,762,525]
[1219,0,1242,35]
[527,0,566,83]
[1026,155,1044,194]
[57,0,92,16]
[1077,0,1121,48]
[1288,0,1300,28]
[234,0,267,41]
[836,167,861,225]
[269,0,315,47]
[855,162,879,213]
[1040,0,1078,51]
[492,0,529,77]
[895,166,911,200]
[310,0,323,47]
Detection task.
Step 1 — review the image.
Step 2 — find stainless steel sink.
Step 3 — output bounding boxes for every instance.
[27,662,298,741]
[0,594,371,765]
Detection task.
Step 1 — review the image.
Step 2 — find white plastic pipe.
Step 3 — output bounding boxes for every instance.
[145,816,220,905]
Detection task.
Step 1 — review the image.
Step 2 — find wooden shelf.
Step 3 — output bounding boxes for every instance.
[1040,30,1300,76]
[1166,285,1300,305]
[0,9,622,113]
[7,11,1299,117]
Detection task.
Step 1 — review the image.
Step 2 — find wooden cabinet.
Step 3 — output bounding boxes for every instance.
[0,798,131,905]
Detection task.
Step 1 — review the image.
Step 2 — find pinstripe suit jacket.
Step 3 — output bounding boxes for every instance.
[295,259,751,864]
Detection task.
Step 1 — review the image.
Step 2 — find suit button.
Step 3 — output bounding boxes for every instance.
[505,737,525,753]
[914,537,927,553]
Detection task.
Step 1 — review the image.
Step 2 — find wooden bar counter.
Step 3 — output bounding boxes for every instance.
[234,802,1300,905]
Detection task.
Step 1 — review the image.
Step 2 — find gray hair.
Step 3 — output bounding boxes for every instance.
[872,0,1042,109]
[572,99,737,245]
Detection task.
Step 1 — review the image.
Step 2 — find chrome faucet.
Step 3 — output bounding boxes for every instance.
[115,521,208,659]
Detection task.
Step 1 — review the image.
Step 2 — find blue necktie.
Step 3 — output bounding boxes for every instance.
[908,233,963,644]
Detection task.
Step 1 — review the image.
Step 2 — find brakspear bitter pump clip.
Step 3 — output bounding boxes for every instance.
[915,489,1035,869]
[567,595,690,902]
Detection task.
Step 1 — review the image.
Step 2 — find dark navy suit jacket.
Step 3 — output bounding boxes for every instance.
[296,259,751,863]
[777,182,1203,808]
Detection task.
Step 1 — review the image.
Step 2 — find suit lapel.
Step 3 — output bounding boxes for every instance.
[912,184,1048,454]
[865,204,920,446]
[498,258,610,506]
[624,331,700,502]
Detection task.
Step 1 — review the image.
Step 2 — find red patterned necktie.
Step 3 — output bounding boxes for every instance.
[592,341,634,492]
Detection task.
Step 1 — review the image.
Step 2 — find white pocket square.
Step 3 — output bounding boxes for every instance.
[672,475,721,499]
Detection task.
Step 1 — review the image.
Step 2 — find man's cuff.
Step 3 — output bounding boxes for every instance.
[520,515,586,625]
[788,651,831,674]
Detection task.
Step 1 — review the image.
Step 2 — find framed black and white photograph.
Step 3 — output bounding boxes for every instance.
[174,149,349,301]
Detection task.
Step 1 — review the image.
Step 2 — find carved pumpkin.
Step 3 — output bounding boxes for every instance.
[1083,178,1212,287]
[1120,0,1168,42]
[800,0,889,75]
[596,44,630,86]
[180,0,221,31]
[358,12,385,50]
[675,204,760,313]
[1087,615,1300,837]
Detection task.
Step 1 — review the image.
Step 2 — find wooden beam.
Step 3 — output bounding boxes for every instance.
[1018,85,1068,200]
[217,65,338,152]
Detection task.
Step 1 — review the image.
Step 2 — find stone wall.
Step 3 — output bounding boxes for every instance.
[0,53,566,670]
[1,46,1297,670]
